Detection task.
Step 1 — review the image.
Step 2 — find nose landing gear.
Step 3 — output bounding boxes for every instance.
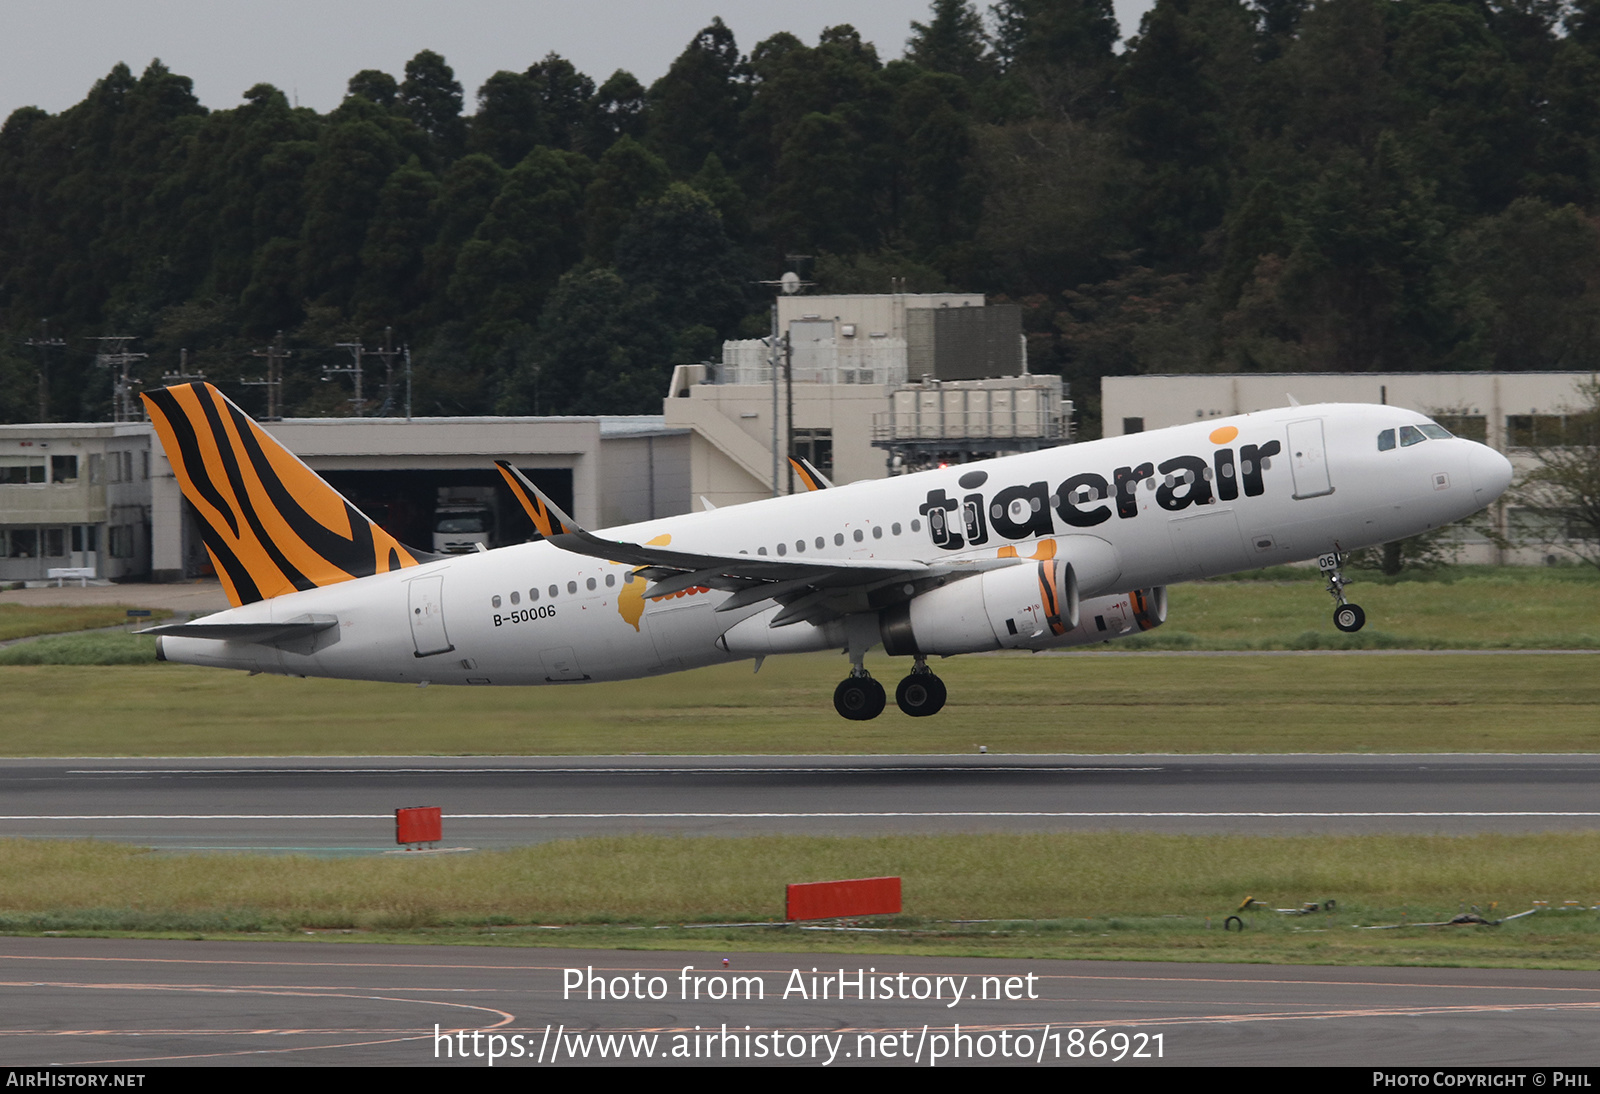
[895,658,947,717]
[1319,550,1366,633]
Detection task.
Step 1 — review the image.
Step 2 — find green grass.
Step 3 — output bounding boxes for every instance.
[0,603,170,642]
[1118,570,1600,649]
[3,834,1596,967]
[0,632,162,665]
[1,650,1596,754]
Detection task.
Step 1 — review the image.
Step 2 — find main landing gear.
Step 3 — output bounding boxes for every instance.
[895,658,947,718]
[833,652,947,721]
[834,672,886,720]
[1318,549,1366,633]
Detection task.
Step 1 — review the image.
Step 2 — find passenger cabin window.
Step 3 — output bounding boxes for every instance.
[1400,425,1427,447]
[1378,429,1396,451]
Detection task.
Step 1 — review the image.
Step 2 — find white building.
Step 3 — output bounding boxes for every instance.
[3,414,689,585]
[666,293,1070,506]
[0,422,152,584]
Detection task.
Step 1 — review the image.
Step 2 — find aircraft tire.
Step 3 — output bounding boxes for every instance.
[1333,603,1366,633]
[895,673,947,717]
[834,676,886,720]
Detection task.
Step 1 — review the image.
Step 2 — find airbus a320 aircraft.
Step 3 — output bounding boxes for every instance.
[141,383,1512,720]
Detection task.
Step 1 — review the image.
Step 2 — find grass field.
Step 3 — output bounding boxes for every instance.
[0,569,1596,754]
[0,603,169,643]
[3,650,1595,754]
[3,834,1596,967]
[3,573,1595,965]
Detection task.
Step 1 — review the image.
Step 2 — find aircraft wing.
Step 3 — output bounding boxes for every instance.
[494,461,1010,627]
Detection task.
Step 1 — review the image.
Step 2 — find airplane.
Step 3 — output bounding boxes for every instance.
[139,382,1513,720]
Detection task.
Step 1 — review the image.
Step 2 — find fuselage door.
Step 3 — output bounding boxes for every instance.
[1286,417,1335,499]
[408,574,454,657]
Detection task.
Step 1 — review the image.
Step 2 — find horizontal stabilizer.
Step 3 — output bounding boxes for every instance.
[138,614,339,648]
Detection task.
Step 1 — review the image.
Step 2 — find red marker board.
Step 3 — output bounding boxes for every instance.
[785,876,902,921]
[395,806,442,844]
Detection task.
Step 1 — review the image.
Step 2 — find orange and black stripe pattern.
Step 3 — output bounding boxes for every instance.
[143,382,420,607]
[1131,588,1161,631]
[789,457,824,492]
[1037,561,1068,636]
[494,460,571,539]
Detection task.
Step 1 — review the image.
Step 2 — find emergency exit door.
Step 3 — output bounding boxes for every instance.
[408,574,454,657]
[1287,418,1335,499]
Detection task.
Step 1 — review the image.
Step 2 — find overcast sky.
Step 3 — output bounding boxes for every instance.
[2,1,1155,122]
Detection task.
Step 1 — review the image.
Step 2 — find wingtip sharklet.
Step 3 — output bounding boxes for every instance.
[494,459,583,539]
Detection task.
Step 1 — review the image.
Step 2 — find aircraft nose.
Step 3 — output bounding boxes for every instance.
[1467,442,1513,503]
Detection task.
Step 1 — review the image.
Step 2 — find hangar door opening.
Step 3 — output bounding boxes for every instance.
[321,468,573,553]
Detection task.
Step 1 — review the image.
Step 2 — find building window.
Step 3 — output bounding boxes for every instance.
[51,456,78,483]
[72,526,98,553]
[1433,414,1487,443]
[44,528,66,557]
[1,459,44,484]
[790,429,833,481]
[1507,414,1589,447]
[1123,417,1145,435]
[10,529,38,558]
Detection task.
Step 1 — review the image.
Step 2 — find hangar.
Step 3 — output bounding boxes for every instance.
[2,414,687,585]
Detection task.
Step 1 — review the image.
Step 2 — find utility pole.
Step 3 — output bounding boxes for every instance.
[243,331,289,420]
[91,336,148,422]
[372,326,399,416]
[402,343,413,421]
[327,340,366,415]
[160,348,206,389]
[23,319,64,423]
[756,266,811,496]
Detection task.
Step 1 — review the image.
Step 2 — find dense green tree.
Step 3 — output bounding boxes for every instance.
[448,146,590,354]
[398,50,465,159]
[467,70,543,167]
[583,136,671,263]
[1452,198,1600,371]
[614,182,748,357]
[906,0,995,84]
[1114,0,1256,264]
[644,18,748,176]
[589,70,647,149]
[297,98,404,307]
[527,53,596,153]
[347,69,398,108]
[992,0,1121,117]
[354,160,440,326]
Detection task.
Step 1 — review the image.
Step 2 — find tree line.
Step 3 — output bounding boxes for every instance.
[3,0,1600,433]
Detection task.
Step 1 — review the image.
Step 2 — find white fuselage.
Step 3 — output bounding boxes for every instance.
[159,403,1512,685]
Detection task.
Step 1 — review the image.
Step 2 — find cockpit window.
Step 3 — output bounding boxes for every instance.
[1378,429,1396,451]
[1418,423,1452,440]
[1399,424,1427,447]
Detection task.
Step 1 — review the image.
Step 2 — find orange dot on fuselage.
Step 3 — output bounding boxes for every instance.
[1209,425,1239,444]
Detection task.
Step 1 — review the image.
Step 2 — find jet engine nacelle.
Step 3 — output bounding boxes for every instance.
[1012,585,1167,651]
[880,560,1079,657]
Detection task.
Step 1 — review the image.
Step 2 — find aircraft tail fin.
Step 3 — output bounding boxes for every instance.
[789,456,834,491]
[142,382,423,607]
[494,459,582,539]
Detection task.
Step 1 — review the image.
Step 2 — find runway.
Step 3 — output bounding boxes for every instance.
[1,938,1597,1067]
[2,754,1599,850]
